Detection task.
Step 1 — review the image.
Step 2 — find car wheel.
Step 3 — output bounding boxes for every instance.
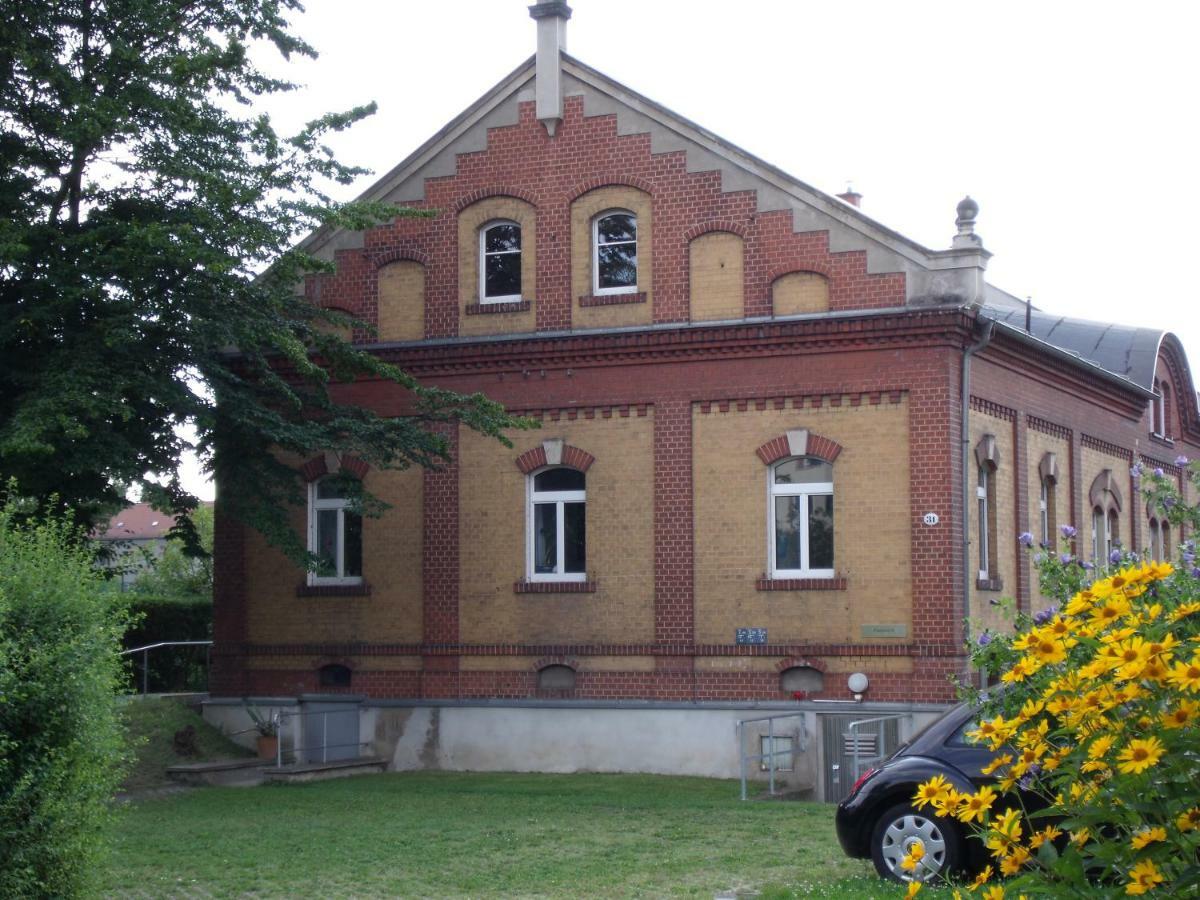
[870,802,963,883]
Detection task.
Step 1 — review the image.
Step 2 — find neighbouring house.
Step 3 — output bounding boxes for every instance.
[97,501,212,590]
[206,2,1199,797]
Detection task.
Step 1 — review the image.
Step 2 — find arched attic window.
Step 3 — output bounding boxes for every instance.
[480,220,522,303]
[593,210,638,295]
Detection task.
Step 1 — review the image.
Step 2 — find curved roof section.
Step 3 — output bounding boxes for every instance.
[981,295,1163,391]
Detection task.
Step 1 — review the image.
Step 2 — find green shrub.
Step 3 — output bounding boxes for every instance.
[0,501,131,899]
[122,594,212,693]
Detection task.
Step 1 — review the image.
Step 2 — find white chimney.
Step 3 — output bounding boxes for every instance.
[529,1,572,136]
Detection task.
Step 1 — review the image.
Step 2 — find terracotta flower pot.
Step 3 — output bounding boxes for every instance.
[256,734,279,761]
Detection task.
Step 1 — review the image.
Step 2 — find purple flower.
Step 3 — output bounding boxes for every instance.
[1060,553,1073,564]
[1130,462,1143,478]
[1177,455,1190,467]
[1018,532,1034,547]
[1193,567,1200,579]
[1082,561,1095,571]
[1154,467,1164,478]
[1164,495,1177,508]
[1060,525,1077,539]
[1033,553,1045,565]
[1033,606,1058,625]
[977,631,993,646]
[1109,549,1123,564]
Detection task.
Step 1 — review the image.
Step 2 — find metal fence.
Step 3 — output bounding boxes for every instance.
[735,711,809,800]
[121,640,212,694]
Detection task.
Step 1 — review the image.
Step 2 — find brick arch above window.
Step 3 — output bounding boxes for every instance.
[1089,469,1123,511]
[370,247,429,270]
[566,175,655,202]
[515,439,596,474]
[755,429,843,466]
[532,655,579,672]
[300,452,370,483]
[453,186,539,213]
[768,261,833,281]
[683,220,748,241]
[774,655,828,674]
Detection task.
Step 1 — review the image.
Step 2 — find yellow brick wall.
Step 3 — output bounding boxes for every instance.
[1025,429,1070,610]
[967,411,1015,634]
[458,413,656,644]
[458,196,536,337]
[571,186,653,329]
[244,465,424,644]
[377,260,425,342]
[692,398,912,645]
[772,272,830,316]
[689,232,744,322]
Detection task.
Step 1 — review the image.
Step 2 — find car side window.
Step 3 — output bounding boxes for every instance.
[946,720,983,747]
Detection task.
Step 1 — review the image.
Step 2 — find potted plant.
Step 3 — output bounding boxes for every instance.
[244,704,281,760]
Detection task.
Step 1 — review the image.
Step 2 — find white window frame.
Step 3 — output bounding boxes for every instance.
[768,458,835,579]
[1092,505,1115,562]
[977,466,991,580]
[1148,518,1161,560]
[592,209,638,296]
[479,219,522,304]
[526,468,587,583]
[307,479,363,586]
[1038,476,1050,546]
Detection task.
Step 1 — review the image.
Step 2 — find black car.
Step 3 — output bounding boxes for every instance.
[835,702,999,882]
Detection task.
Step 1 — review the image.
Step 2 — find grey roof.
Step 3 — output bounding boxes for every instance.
[980,296,1163,392]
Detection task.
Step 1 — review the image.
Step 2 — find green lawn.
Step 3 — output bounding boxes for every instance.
[102,772,935,898]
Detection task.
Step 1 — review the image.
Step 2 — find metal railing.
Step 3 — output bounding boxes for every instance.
[736,711,808,800]
[121,640,212,695]
[274,706,366,769]
[845,714,909,788]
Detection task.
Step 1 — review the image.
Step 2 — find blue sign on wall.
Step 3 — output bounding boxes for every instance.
[735,628,767,645]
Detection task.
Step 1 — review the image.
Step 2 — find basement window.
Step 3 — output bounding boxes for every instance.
[318,664,352,689]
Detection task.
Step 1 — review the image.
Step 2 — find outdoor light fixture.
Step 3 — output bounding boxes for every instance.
[847,672,869,701]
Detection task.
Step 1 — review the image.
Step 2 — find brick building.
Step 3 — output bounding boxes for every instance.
[208,2,1199,787]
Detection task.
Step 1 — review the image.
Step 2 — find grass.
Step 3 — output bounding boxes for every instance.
[119,696,253,791]
[102,772,935,899]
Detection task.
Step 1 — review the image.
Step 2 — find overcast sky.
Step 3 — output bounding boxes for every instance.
[181,0,1200,498]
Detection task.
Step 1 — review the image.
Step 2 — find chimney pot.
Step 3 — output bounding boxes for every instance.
[529,1,572,136]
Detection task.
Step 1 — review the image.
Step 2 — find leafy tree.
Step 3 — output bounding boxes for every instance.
[0,0,527,557]
[0,496,131,898]
[128,503,214,599]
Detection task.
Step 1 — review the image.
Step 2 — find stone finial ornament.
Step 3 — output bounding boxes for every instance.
[952,195,982,249]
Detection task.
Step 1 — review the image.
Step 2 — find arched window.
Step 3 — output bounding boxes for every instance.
[528,468,586,581]
[978,463,997,580]
[1089,470,1122,563]
[1148,518,1162,560]
[769,457,834,577]
[593,211,637,295]
[318,664,352,688]
[1039,474,1056,547]
[537,664,577,691]
[1161,383,1172,439]
[480,220,522,302]
[308,476,363,585]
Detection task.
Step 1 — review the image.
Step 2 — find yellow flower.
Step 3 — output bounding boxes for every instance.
[1176,807,1200,832]
[999,843,1031,875]
[1028,825,1062,849]
[981,754,1012,776]
[900,840,925,872]
[1088,734,1116,759]
[932,789,961,818]
[1161,699,1200,730]
[1070,827,1090,847]
[1001,657,1039,684]
[1168,601,1200,622]
[1167,655,1200,693]
[957,785,997,824]
[981,886,1005,900]
[972,865,994,888]
[905,880,922,899]
[1117,737,1166,775]
[1130,827,1166,850]
[913,775,952,811]
[1126,858,1166,894]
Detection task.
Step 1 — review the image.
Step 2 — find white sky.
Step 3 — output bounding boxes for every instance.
[180,0,1200,498]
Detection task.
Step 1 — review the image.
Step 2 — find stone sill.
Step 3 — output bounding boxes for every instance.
[756,577,847,591]
[466,299,532,315]
[975,577,1004,592]
[514,580,598,594]
[296,582,371,598]
[579,291,646,308]
[1148,432,1175,447]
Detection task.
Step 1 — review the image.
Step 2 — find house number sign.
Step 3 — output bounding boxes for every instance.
[922,512,940,526]
[736,628,767,645]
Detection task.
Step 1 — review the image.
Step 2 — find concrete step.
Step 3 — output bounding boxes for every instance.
[167,758,269,787]
[263,756,388,784]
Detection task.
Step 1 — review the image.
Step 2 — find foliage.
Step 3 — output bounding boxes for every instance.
[0,498,131,899]
[122,594,211,692]
[904,456,1200,897]
[128,504,214,600]
[243,702,279,737]
[0,0,530,560]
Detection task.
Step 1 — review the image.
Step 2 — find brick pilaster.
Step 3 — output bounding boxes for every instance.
[422,422,460,697]
[653,400,695,651]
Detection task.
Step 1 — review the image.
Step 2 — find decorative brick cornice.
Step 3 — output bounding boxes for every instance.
[566,175,654,201]
[775,656,828,673]
[465,300,531,315]
[756,576,847,591]
[1081,434,1133,461]
[453,186,538,212]
[513,580,598,594]
[1138,455,1182,479]
[755,432,843,465]
[509,405,650,422]
[300,453,370,483]
[768,261,832,281]
[370,247,429,269]
[295,582,372,598]
[515,442,596,474]
[683,220,748,241]
[1027,415,1071,440]
[970,396,1017,422]
[578,291,646,307]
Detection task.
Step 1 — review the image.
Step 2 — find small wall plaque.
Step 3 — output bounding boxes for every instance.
[862,623,907,639]
[922,512,940,526]
[736,628,768,645]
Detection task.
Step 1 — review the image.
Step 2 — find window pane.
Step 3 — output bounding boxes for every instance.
[484,251,521,298]
[808,494,834,569]
[316,509,339,576]
[564,502,586,573]
[344,511,362,577]
[979,497,988,571]
[316,478,345,500]
[597,243,637,289]
[485,223,520,253]
[534,503,557,574]
[774,457,832,484]
[774,496,801,570]
[597,214,635,243]
[534,468,585,492]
